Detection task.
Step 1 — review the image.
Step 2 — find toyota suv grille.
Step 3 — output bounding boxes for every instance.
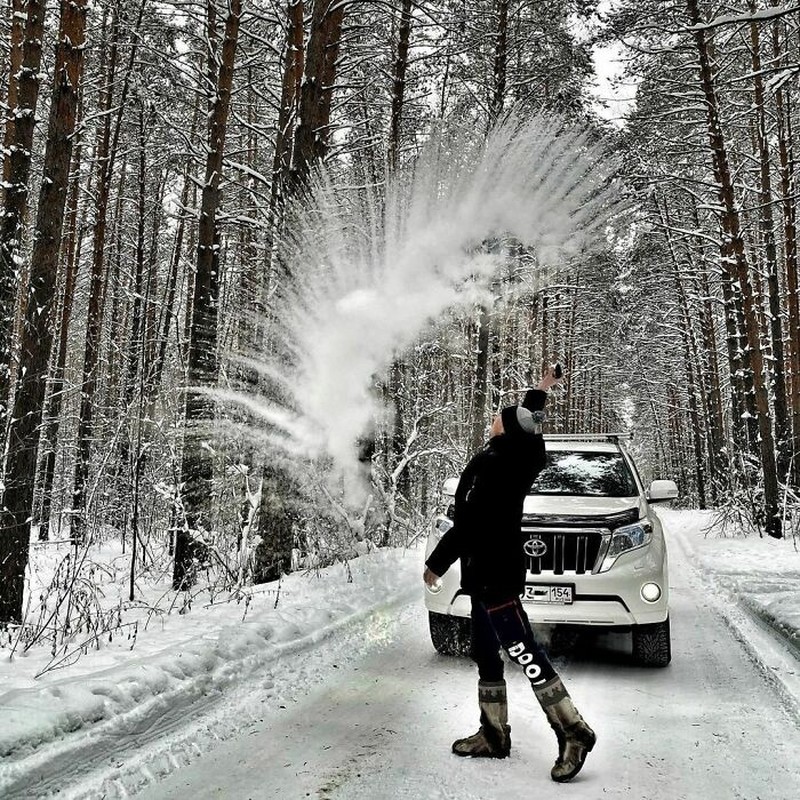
[522,527,605,575]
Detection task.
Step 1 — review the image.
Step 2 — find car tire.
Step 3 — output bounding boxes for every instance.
[429,611,471,656]
[632,616,671,667]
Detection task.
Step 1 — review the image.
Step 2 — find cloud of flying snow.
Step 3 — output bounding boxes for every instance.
[225,114,624,501]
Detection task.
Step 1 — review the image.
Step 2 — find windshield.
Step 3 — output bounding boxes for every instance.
[529,451,638,498]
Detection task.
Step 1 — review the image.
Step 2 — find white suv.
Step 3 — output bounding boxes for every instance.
[424,434,677,667]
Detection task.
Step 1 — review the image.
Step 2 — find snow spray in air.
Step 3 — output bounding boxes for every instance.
[221,114,623,500]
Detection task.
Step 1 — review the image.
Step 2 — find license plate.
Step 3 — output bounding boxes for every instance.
[523,584,573,604]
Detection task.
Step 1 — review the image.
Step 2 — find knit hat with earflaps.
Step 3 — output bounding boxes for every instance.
[500,387,548,437]
[500,405,539,437]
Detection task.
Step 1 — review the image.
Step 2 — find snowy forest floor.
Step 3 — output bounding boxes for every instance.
[0,509,799,799]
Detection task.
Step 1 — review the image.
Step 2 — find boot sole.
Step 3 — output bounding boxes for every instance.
[452,747,511,759]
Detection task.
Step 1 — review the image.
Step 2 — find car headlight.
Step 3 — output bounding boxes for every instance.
[600,521,652,572]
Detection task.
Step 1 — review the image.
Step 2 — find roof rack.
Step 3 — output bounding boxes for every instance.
[543,433,632,442]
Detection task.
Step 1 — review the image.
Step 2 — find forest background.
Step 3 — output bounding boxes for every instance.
[0,0,798,656]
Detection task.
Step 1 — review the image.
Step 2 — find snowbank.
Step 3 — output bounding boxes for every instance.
[0,546,421,770]
[660,508,800,656]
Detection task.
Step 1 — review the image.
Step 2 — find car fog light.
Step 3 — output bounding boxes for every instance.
[427,578,443,594]
[641,582,662,603]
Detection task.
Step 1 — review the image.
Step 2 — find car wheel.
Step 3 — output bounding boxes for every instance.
[632,616,671,667]
[429,611,471,656]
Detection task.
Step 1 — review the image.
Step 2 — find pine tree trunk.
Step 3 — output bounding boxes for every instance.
[696,243,726,502]
[382,0,414,506]
[255,0,348,582]
[748,7,791,485]
[389,358,410,499]
[468,5,510,449]
[126,105,150,432]
[687,0,781,536]
[387,0,412,172]
[144,171,164,377]
[148,98,201,401]
[264,0,303,292]
[0,0,47,422]
[659,198,707,506]
[173,0,243,590]
[470,304,491,452]
[112,101,150,526]
[0,0,88,624]
[70,2,144,542]
[103,162,129,423]
[564,285,577,435]
[773,21,800,487]
[69,6,118,542]
[490,0,508,122]
[37,99,84,542]
[290,0,348,186]
[2,0,26,184]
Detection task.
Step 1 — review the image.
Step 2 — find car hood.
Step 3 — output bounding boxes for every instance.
[522,494,644,522]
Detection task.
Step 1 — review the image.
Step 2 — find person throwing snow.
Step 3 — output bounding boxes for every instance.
[423,365,596,782]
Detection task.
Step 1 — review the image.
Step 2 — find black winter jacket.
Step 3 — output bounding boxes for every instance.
[425,390,548,603]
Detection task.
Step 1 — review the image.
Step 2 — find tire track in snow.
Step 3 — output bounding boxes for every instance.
[0,587,419,799]
[669,522,800,722]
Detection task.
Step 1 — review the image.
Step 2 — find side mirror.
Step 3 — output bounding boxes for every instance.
[648,479,678,503]
[442,477,459,497]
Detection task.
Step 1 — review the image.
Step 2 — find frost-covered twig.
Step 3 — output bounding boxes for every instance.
[34,621,140,679]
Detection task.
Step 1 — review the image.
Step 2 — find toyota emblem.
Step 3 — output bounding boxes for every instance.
[524,538,547,558]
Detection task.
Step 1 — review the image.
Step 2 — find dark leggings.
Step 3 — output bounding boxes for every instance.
[471,596,557,687]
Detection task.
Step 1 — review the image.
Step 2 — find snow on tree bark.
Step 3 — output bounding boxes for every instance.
[0,0,47,431]
[36,97,84,543]
[70,1,145,544]
[265,0,304,287]
[290,0,348,187]
[387,0,412,173]
[747,4,791,486]
[686,0,781,537]
[771,17,800,488]
[174,0,244,590]
[0,0,88,624]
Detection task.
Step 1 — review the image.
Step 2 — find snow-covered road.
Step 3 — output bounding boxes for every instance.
[5,520,799,800]
[129,527,799,800]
